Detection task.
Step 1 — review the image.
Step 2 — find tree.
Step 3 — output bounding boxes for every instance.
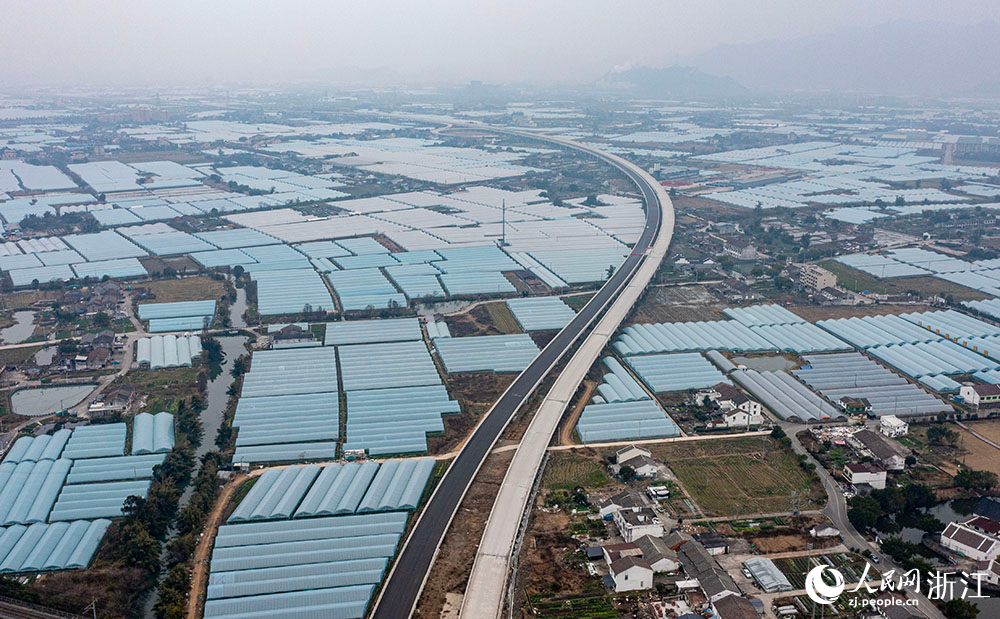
[941,599,978,619]
[606,264,615,279]
[847,495,882,530]
[118,520,161,573]
[231,355,249,378]
[956,468,998,494]
[903,483,936,510]
[153,564,190,619]
[232,264,245,278]
[619,465,636,483]
[93,312,111,329]
[927,425,958,445]
[770,426,786,439]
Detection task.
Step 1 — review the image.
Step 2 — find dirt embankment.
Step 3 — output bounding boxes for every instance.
[415,450,515,618]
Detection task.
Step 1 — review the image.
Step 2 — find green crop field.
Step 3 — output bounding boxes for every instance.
[543,452,610,491]
[646,437,825,516]
[484,301,522,333]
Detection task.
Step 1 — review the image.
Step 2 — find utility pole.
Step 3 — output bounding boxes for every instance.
[500,199,508,247]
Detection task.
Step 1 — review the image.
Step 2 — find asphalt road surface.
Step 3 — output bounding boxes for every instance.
[371,130,666,619]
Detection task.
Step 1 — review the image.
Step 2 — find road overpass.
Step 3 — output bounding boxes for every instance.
[370,127,674,619]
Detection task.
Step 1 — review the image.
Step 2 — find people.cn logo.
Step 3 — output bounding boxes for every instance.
[805,565,845,605]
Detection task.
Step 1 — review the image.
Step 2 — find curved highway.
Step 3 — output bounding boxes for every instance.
[370,127,673,619]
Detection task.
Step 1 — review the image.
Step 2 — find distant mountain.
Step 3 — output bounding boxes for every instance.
[595,65,747,99]
[690,20,1000,97]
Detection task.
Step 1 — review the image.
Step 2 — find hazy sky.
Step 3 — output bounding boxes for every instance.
[2,0,997,87]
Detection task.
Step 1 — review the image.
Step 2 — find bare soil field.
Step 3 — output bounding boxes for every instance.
[0,289,62,310]
[516,508,598,603]
[628,285,726,325]
[953,421,1000,478]
[447,373,516,409]
[134,276,227,304]
[788,303,925,322]
[820,261,988,302]
[444,304,502,337]
[672,194,748,217]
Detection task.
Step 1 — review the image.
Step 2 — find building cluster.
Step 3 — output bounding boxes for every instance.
[940,497,1000,586]
[694,383,765,429]
[590,525,759,619]
[586,446,765,617]
[840,426,910,492]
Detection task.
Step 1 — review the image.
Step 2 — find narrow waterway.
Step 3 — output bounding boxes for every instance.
[142,334,247,618]
[194,335,246,462]
[0,310,36,344]
[230,278,247,328]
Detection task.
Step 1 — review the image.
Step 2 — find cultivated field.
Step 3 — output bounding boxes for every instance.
[543,450,610,491]
[639,437,825,516]
[484,301,522,334]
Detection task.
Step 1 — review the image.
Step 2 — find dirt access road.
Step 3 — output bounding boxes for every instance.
[186,471,256,619]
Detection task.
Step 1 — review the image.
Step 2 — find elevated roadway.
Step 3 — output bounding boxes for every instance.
[370,127,674,619]
[458,137,673,618]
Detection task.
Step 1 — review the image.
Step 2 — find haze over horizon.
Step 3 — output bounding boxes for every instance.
[1,0,998,91]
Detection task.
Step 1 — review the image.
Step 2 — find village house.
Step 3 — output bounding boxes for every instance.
[271,324,319,349]
[615,445,651,465]
[614,507,663,542]
[601,542,642,565]
[940,520,1000,562]
[838,396,872,416]
[86,346,111,370]
[879,414,908,438]
[88,385,136,418]
[960,383,1000,410]
[676,538,741,603]
[712,594,761,619]
[606,556,653,592]
[693,532,730,555]
[598,490,644,519]
[633,534,680,573]
[696,383,763,428]
[844,462,887,490]
[617,453,659,478]
[853,429,906,471]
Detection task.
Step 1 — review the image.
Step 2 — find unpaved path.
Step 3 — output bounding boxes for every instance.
[186,471,258,619]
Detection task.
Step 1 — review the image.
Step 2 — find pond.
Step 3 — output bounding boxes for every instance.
[34,346,57,366]
[11,384,97,416]
[881,499,1000,615]
[0,310,36,344]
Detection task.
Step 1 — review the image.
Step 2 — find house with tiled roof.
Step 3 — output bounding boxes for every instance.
[941,521,1000,562]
